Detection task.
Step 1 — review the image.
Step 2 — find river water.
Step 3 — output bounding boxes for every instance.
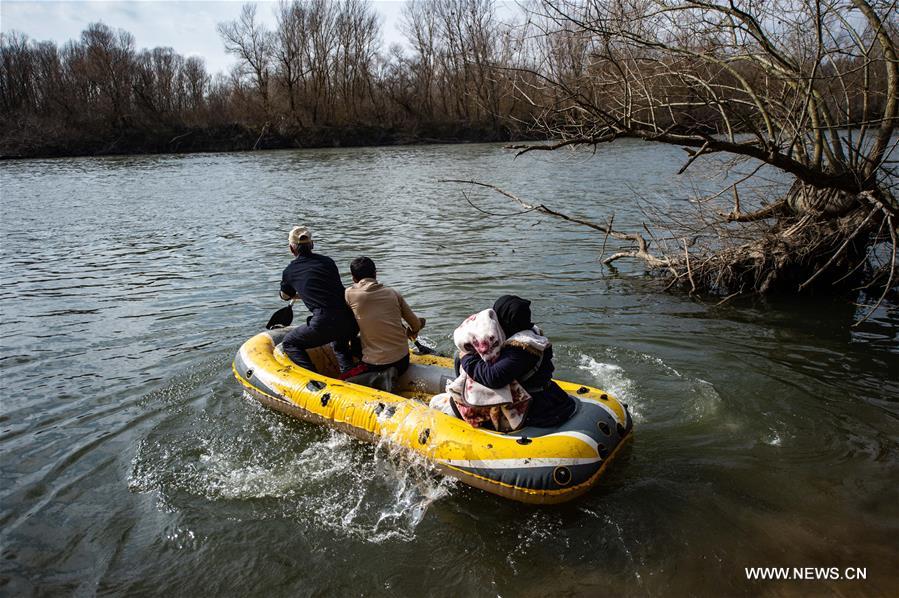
[1,141,897,596]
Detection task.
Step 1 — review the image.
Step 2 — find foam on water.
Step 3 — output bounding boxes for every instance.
[577,349,723,424]
[577,355,645,422]
[505,511,568,574]
[128,398,454,544]
[760,414,792,448]
[163,526,202,551]
[602,513,644,583]
[686,378,722,420]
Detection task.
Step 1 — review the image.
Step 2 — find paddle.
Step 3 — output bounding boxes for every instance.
[266,299,295,330]
[412,338,436,355]
[406,320,436,355]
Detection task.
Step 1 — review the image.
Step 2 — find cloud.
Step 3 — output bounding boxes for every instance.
[1,0,408,76]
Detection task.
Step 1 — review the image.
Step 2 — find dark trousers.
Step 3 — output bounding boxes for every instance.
[282,314,358,373]
[365,354,411,376]
[342,354,410,392]
[342,354,410,379]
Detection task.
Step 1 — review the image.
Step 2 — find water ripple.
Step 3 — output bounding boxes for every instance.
[1,142,897,595]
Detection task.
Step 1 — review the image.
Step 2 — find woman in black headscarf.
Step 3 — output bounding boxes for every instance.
[459,295,576,428]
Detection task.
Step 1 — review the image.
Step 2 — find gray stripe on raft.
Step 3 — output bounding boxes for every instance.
[233,349,282,400]
[450,461,603,491]
[514,399,630,451]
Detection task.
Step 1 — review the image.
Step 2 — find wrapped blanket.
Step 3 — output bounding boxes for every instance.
[430,309,539,431]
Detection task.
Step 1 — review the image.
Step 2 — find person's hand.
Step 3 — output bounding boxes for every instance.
[418,317,426,329]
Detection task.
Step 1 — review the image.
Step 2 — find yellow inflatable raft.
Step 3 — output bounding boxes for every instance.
[233,328,633,504]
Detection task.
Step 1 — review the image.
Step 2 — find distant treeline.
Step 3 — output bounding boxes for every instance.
[0,0,544,158]
[3,0,889,160]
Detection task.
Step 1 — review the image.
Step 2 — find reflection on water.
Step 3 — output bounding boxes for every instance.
[1,142,897,596]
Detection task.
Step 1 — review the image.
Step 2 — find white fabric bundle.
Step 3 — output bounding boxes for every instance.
[429,309,549,431]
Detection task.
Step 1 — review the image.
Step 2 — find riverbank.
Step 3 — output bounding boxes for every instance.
[0,120,546,160]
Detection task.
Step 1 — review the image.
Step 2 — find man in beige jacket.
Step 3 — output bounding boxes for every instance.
[342,256,425,382]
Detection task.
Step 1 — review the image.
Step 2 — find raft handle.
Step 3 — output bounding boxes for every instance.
[577,386,589,394]
[245,369,253,379]
[516,437,532,445]
[418,428,430,445]
[598,421,610,436]
[306,380,327,392]
[553,466,572,486]
[600,393,608,401]
[321,393,331,407]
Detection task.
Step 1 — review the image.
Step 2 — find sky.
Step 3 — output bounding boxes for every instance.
[1,0,410,76]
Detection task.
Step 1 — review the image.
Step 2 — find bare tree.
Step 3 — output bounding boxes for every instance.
[218,3,274,120]
[80,23,135,128]
[334,0,381,122]
[305,0,340,124]
[496,0,898,315]
[401,0,440,118]
[133,47,185,118]
[183,56,209,118]
[275,0,310,127]
[0,32,36,114]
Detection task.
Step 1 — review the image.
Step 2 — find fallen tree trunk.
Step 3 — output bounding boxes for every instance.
[473,0,899,324]
[442,177,897,325]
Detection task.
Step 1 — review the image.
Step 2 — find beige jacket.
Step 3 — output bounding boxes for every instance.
[345,278,423,365]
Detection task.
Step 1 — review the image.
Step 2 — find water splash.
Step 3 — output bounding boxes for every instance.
[687,378,722,420]
[577,355,644,422]
[129,399,453,544]
[356,436,456,543]
[577,351,722,423]
[761,415,792,448]
[604,347,683,378]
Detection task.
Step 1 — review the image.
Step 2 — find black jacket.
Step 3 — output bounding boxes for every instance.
[461,345,575,427]
[281,253,355,330]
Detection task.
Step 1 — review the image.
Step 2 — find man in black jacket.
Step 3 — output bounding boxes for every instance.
[279,226,357,373]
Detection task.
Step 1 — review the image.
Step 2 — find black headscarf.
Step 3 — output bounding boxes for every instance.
[493,295,533,337]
